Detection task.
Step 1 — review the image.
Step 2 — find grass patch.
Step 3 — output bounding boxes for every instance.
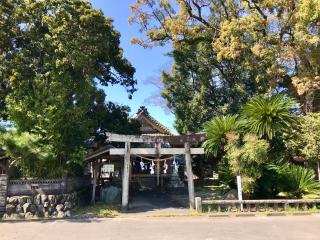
[194,178,228,200]
[72,202,120,218]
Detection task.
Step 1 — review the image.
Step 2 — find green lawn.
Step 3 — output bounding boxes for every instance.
[194,178,228,200]
[72,203,120,218]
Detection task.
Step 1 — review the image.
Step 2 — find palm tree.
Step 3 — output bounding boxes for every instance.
[241,94,297,140]
[268,162,320,199]
[203,115,242,156]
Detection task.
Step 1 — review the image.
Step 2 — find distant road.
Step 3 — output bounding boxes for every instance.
[1,215,320,240]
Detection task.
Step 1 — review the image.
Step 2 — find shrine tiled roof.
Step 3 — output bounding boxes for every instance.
[131,111,175,136]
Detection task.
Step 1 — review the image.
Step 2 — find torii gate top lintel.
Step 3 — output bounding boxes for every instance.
[105,132,206,144]
[105,132,206,156]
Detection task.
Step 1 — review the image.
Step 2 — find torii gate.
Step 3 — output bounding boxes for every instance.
[105,132,206,210]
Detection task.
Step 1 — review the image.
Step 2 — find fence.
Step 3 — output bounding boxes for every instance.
[195,197,320,213]
[7,175,91,196]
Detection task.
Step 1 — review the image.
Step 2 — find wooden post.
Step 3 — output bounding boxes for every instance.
[185,142,195,209]
[122,142,131,211]
[195,197,202,213]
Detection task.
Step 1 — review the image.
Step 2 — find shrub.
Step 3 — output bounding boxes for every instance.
[223,134,269,196]
[268,162,320,199]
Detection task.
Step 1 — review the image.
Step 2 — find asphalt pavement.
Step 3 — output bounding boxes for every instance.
[1,215,320,240]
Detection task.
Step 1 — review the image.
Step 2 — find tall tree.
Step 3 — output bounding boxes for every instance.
[0,0,137,174]
[88,89,141,146]
[162,41,265,133]
[130,0,320,114]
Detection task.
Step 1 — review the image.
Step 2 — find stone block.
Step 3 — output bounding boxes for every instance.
[16,204,23,214]
[5,204,15,215]
[64,201,72,211]
[23,203,30,213]
[41,194,48,204]
[56,204,64,212]
[29,204,37,214]
[25,212,34,219]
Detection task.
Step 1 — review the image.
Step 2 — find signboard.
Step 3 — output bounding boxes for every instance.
[102,164,114,173]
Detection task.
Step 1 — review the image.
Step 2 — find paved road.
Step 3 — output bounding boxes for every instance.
[1,215,320,240]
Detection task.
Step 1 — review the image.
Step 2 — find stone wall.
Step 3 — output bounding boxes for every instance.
[7,176,91,196]
[3,188,90,220]
[0,174,8,216]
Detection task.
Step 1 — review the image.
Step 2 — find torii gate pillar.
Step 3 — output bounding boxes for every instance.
[185,142,195,209]
[121,142,130,211]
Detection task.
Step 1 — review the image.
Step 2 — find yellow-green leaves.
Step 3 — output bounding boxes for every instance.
[130,0,320,111]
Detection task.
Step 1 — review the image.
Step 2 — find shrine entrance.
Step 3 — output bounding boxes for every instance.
[128,154,187,212]
[128,188,186,214]
[85,132,206,211]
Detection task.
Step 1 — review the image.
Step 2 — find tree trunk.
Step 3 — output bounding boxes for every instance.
[317,162,320,181]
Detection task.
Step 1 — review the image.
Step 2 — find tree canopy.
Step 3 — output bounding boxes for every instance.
[130,0,320,133]
[0,0,138,177]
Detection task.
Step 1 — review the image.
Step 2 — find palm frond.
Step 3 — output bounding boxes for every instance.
[241,94,297,139]
[269,162,320,199]
[202,115,243,156]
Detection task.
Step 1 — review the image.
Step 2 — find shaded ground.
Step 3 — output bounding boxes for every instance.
[124,189,191,216]
[1,215,320,240]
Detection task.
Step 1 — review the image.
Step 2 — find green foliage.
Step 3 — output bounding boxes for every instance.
[284,113,320,179]
[88,95,141,145]
[0,0,138,177]
[203,115,242,156]
[161,39,265,134]
[284,113,320,159]
[254,165,280,199]
[241,95,297,140]
[130,0,320,112]
[203,94,300,197]
[216,157,236,189]
[268,163,320,199]
[0,131,65,177]
[299,113,320,163]
[224,134,269,195]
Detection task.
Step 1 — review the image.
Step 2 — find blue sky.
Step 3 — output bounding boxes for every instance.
[91,0,176,132]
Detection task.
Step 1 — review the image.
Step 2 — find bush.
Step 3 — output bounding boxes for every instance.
[223,134,269,196]
[268,162,320,199]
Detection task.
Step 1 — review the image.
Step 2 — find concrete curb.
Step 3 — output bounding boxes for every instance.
[1,211,320,223]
